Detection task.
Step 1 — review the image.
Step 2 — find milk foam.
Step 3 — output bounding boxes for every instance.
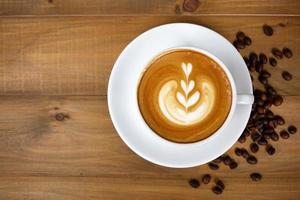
[158,63,215,125]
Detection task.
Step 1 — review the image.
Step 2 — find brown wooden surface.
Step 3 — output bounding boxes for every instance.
[1,0,300,15]
[0,0,300,200]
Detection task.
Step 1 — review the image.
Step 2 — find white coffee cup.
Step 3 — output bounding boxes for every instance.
[108,23,254,168]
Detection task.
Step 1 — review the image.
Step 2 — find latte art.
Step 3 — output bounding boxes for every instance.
[138,49,232,143]
[158,62,215,125]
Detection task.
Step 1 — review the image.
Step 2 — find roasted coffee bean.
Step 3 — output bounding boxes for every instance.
[247,156,258,164]
[183,0,200,12]
[213,156,223,164]
[282,47,293,58]
[244,36,252,46]
[266,110,274,118]
[269,57,277,67]
[233,40,245,49]
[212,185,223,195]
[282,71,293,81]
[271,131,279,141]
[216,180,225,190]
[274,115,285,125]
[244,129,251,137]
[263,24,273,36]
[257,137,268,145]
[249,63,256,72]
[265,85,277,95]
[223,156,232,165]
[250,143,259,153]
[257,106,265,114]
[288,125,297,134]
[271,48,283,59]
[250,173,262,181]
[235,148,243,156]
[189,179,200,188]
[258,75,268,85]
[254,120,264,129]
[263,100,272,109]
[261,70,271,78]
[249,52,258,65]
[266,144,276,155]
[202,174,211,184]
[259,53,268,64]
[254,89,263,97]
[268,120,277,128]
[280,130,289,139]
[251,132,261,142]
[262,131,271,139]
[238,134,246,143]
[241,148,250,158]
[244,57,250,67]
[256,63,264,73]
[229,161,238,169]
[260,92,268,101]
[272,95,283,106]
[208,162,219,170]
[236,31,246,41]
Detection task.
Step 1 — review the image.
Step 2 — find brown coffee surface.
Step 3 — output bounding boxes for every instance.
[138,49,232,143]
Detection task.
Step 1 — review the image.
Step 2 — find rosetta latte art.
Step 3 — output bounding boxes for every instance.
[158,62,215,125]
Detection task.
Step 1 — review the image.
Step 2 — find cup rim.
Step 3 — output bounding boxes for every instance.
[136,46,238,146]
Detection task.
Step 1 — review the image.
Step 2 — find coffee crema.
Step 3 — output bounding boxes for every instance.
[138,49,232,143]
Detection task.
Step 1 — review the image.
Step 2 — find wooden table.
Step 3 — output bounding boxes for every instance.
[0,1,299,199]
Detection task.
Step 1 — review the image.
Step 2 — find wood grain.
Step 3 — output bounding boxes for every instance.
[0,96,299,200]
[0,0,300,16]
[0,96,299,177]
[1,16,299,95]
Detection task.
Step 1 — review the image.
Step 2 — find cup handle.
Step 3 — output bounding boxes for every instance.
[237,94,254,104]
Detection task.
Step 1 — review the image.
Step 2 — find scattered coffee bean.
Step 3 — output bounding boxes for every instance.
[259,53,268,64]
[288,125,297,134]
[271,131,279,141]
[229,161,238,169]
[202,174,211,184]
[272,95,283,106]
[265,85,277,95]
[271,48,283,59]
[247,155,258,164]
[266,144,276,155]
[263,24,273,36]
[282,47,293,58]
[212,185,223,195]
[250,143,259,153]
[236,31,246,41]
[262,131,271,140]
[244,36,252,46]
[189,179,200,188]
[244,57,250,67]
[256,63,264,73]
[274,115,285,125]
[213,156,223,164]
[266,110,274,118]
[258,75,268,85]
[263,100,272,109]
[208,162,219,170]
[282,71,292,81]
[251,132,261,142]
[257,106,265,114]
[223,156,232,165]
[260,70,271,78]
[241,148,250,158]
[216,180,225,190]
[249,52,258,65]
[257,137,268,145]
[233,40,245,49]
[250,173,262,181]
[280,130,290,139]
[269,57,277,67]
[183,0,200,12]
[235,148,243,156]
[238,134,246,143]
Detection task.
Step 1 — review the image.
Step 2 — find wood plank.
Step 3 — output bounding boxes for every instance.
[1,16,299,95]
[0,96,299,177]
[0,176,299,200]
[0,95,299,199]
[0,0,300,16]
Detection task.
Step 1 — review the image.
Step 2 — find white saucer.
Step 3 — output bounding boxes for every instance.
[108,23,252,168]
